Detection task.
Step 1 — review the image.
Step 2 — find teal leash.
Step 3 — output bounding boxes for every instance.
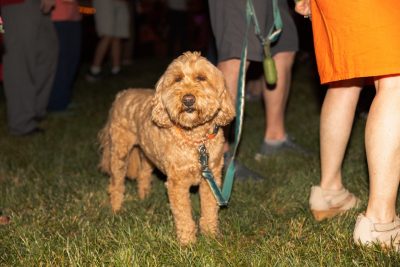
[200,0,283,207]
[219,0,252,206]
[250,0,282,44]
[199,144,228,206]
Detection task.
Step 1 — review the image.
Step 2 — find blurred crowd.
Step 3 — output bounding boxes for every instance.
[0,0,217,136]
[80,0,214,62]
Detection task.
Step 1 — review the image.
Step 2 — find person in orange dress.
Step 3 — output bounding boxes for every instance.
[295,0,400,250]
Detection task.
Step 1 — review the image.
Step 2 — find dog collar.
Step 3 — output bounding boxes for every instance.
[206,125,220,140]
[175,125,219,146]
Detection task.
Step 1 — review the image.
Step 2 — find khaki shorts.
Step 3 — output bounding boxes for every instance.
[93,0,130,38]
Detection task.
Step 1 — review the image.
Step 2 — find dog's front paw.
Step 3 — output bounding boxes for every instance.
[178,232,197,246]
[199,217,219,237]
[110,200,123,213]
[109,191,124,212]
[176,226,197,246]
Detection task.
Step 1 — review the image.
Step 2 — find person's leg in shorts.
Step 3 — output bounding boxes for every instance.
[209,0,264,180]
[255,0,310,158]
[87,0,116,80]
[210,0,308,163]
[109,0,130,75]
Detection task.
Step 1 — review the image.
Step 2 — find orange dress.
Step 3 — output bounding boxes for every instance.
[311,0,400,84]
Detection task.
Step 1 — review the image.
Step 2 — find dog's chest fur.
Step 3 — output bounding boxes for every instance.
[124,89,224,184]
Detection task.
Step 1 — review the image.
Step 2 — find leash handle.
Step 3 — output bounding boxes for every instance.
[249,0,282,44]
[249,0,281,84]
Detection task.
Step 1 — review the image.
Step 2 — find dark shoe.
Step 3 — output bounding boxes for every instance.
[48,110,75,117]
[110,69,121,76]
[254,135,311,161]
[122,59,133,66]
[67,102,79,110]
[224,153,264,181]
[34,115,46,122]
[21,127,45,136]
[85,70,102,82]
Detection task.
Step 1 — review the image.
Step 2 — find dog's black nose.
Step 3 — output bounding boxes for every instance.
[182,94,196,107]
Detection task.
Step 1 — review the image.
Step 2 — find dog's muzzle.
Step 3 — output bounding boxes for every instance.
[182,94,196,113]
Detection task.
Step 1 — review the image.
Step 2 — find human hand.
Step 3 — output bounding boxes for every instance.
[0,16,4,34]
[40,0,55,14]
[294,0,311,19]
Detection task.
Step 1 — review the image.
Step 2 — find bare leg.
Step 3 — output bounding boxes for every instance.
[111,37,122,70]
[217,59,243,101]
[365,76,400,223]
[217,59,268,179]
[217,59,250,152]
[92,36,112,68]
[309,80,362,221]
[262,51,295,141]
[122,37,134,65]
[353,76,400,248]
[320,80,363,190]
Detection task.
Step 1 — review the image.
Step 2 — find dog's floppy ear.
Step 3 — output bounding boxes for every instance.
[151,76,173,127]
[214,79,236,126]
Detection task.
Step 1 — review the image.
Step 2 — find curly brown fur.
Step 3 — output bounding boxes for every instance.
[98,52,235,245]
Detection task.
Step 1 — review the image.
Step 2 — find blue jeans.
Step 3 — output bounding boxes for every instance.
[48,21,81,111]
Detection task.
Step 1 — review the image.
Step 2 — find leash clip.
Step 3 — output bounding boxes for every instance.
[198,144,209,171]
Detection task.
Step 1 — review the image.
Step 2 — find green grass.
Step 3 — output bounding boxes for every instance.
[1,57,399,266]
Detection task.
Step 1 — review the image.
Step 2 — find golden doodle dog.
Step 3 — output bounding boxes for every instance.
[98,52,235,245]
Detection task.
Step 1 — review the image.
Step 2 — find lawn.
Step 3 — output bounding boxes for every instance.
[0,55,399,266]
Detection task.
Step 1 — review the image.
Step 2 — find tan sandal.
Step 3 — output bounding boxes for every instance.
[353,214,400,251]
[309,185,360,221]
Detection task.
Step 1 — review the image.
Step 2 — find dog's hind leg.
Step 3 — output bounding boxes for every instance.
[126,148,154,200]
[108,126,135,212]
[166,175,197,245]
[126,147,140,179]
[136,152,154,200]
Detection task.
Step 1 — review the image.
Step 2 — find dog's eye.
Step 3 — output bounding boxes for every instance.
[174,76,183,83]
[196,75,207,82]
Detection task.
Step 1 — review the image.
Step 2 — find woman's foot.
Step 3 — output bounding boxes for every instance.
[353,214,400,251]
[309,185,360,221]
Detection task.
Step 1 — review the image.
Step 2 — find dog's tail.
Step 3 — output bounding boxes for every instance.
[98,123,111,174]
[126,146,141,180]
